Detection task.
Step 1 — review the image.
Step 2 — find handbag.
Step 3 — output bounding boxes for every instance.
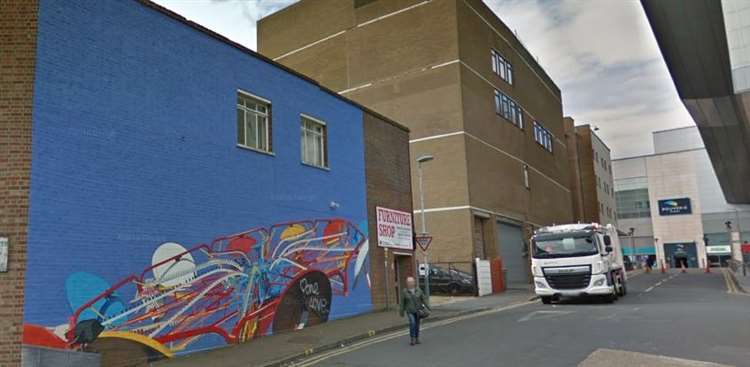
[417,305,430,319]
[412,291,430,319]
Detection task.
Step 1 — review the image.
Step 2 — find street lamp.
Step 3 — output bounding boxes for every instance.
[628,227,636,269]
[416,154,434,300]
[416,154,434,235]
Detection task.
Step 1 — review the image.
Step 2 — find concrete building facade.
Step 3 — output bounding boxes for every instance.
[1,0,414,365]
[258,0,574,289]
[642,0,750,204]
[564,119,617,227]
[613,126,750,268]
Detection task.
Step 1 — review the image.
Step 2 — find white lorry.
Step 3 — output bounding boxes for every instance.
[530,223,627,304]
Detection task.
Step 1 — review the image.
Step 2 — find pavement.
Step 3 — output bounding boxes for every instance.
[152,290,535,367]
[725,264,750,293]
[291,270,750,367]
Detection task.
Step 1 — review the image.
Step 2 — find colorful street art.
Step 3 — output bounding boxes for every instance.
[23,219,370,361]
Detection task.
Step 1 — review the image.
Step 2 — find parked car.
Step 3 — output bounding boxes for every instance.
[419,265,475,295]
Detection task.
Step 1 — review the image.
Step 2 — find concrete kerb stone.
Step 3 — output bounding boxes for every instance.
[261,296,539,367]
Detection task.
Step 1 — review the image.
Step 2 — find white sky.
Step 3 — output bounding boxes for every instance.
[152,0,695,158]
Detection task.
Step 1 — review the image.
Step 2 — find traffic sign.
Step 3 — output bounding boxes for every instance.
[415,235,432,251]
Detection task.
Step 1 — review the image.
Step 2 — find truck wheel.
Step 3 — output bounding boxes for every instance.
[541,296,552,304]
[619,277,627,296]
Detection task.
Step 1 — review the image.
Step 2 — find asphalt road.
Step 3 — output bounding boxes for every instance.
[297,270,750,367]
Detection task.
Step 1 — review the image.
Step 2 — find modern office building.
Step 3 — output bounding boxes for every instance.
[258,0,574,289]
[564,118,618,227]
[1,0,414,365]
[642,0,750,204]
[613,126,750,269]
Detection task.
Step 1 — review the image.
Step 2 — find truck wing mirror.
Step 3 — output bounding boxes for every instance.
[603,235,612,246]
[605,246,613,253]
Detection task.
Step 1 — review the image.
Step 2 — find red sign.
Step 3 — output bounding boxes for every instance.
[742,244,750,254]
[415,236,432,252]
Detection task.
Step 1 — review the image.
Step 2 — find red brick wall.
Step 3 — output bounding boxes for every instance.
[0,0,38,366]
[363,113,414,310]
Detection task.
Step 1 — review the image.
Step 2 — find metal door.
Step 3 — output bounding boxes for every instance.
[496,221,529,289]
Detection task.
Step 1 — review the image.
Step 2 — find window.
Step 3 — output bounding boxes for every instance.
[491,49,513,85]
[533,121,553,152]
[523,164,530,189]
[615,188,651,218]
[494,89,523,129]
[301,115,328,168]
[237,92,272,153]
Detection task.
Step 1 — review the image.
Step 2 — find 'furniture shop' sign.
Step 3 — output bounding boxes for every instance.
[658,198,692,216]
[376,207,413,250]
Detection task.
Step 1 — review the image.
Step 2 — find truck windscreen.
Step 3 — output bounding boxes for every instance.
[532,234,599,258]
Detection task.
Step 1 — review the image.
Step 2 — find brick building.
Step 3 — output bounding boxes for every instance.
[258,0,574,289]
[564,118,618,227]
[0,0,413,365]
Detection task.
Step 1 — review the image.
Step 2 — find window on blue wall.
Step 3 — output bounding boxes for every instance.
[301,115,328,169]
[237,91,272,153]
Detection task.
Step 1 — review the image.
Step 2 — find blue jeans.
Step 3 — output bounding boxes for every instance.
[407,312,420,338]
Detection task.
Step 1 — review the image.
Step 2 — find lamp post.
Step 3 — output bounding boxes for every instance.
[416,154,434,301]
[628,227,636,269]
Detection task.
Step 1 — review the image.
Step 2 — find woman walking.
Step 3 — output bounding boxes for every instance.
[399,276,430,346]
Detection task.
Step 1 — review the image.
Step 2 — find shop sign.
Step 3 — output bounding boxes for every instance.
[658,198,692,216]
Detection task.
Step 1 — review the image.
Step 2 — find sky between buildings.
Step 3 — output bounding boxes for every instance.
[152,0,696,159]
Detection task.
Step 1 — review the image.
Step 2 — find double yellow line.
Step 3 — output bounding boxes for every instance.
[721,268,745,295]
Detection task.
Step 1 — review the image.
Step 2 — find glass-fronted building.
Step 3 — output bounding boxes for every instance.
[613,126,750,268]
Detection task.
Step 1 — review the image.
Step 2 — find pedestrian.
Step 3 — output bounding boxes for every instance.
[400,276,430,346]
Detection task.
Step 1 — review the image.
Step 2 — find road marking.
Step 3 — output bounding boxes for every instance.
[639,273,678,296]
[289,300,537,367]
[517,310,573,322]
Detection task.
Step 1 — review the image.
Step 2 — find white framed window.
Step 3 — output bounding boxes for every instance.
[494,89,523,129]
[301,114,328,169]
[237,91,272,153]
[491,49,513,85]
[533,121,553,153]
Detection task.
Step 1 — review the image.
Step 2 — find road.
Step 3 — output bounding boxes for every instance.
[293,270,750,367]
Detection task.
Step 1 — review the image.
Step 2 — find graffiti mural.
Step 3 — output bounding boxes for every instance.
[23,219,370,360]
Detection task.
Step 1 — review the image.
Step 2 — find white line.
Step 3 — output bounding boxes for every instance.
[463,131,571,192]
[409,131,464,143]
[412,205,542,227]
[338,83,372,95]
[273,30,346,61]
[356,0,431,28]
[644,286,654,292]
[410,130,570,193]
[295,300,535,366]
[430,59,460,69]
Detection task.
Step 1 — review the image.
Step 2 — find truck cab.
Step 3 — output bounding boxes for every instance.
[530,223,626,304]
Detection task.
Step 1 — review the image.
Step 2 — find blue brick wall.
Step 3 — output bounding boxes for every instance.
[24,0,371,355]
